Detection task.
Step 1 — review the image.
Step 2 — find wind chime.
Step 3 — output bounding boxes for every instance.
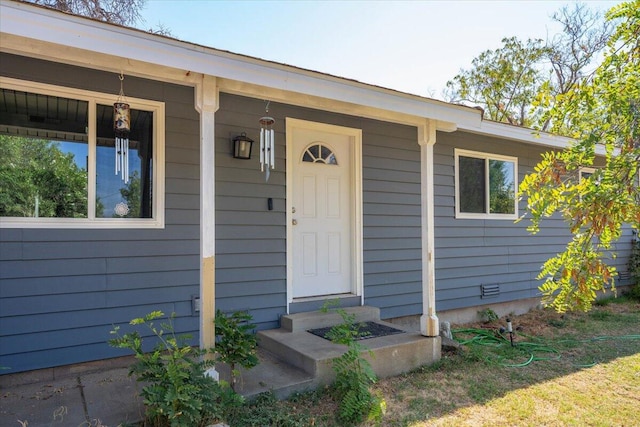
[114,73,130,184]
[259,101,275,181]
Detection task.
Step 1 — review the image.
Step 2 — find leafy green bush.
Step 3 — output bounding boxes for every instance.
[214,309,259,391]
[326,308,386,425]
[109,311,241,427]
[478,308,499,323]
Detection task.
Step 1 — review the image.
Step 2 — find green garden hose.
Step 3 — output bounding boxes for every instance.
[451,328,640,368]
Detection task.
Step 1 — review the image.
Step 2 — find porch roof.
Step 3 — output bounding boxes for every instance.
[0,0,572,149]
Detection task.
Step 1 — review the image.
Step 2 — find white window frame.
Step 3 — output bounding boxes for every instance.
[0,77,165,229]
[455,148,518,220]
[579,167,596,183]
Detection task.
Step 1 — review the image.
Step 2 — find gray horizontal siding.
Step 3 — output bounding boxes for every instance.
[361,122,422,319]
[214,94,287,331]
[0,54,200,374]
[215,94,424,327]
[434,130,635,312]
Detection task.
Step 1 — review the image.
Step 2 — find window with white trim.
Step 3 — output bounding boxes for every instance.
[579,167,596,183]
[455,149,518,219]
[0,78,165,228]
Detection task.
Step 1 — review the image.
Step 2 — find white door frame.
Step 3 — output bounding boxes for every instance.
[286,118,363,311]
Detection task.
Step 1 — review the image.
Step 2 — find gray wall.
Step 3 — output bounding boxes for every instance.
[433,130,634,311]
[0,54,201,373]
[215,94,422,327]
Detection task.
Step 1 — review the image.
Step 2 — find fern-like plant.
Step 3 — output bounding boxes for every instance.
[214,309,259,391]
[326,308,386,425]
[109,311,241,427]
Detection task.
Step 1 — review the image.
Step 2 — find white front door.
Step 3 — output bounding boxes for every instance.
[287,120,362,300]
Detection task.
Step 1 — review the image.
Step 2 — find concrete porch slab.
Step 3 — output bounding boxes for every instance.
[258,316,441,389]
[215,348,314,400]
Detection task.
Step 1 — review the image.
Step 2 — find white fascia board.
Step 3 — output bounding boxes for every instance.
[0,1,478,129]
[462,120,572,149]
[461,120,607,155]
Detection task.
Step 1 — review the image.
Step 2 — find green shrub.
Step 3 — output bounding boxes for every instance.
[478,308,499,323]
[326,308,386,425]
[109,311,241,427]
[214,309,259,391]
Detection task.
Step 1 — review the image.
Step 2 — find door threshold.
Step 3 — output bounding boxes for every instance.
[292,293,357,303]
[288,294,361,314]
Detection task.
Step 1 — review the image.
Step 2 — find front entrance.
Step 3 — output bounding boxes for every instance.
[286,119,362,303]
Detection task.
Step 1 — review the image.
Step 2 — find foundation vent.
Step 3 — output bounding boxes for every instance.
[481,283,500,299]
[618,271,631,281]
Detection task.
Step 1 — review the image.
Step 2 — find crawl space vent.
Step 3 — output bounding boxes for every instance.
[481,283,500,299]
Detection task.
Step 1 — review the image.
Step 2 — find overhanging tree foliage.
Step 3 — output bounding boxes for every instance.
[27,0,146,25]
[445,37,548,126]
[519,1,640,312]
[534,3,613,132]
[26,0,171,34]
[446,3,612,129]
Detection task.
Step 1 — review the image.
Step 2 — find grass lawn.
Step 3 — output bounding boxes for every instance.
[227,297,640,426]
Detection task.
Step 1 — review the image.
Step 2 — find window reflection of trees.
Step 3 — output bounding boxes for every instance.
[489,159,515,214]
[0,135,88,218]
[458,154,515,216]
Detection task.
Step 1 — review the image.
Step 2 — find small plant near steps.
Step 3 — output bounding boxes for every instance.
[109,309,260,426]
[109,311,242,427]
[321,302,386,425]
[214,309,259,391]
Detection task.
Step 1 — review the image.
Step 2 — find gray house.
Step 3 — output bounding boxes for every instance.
[0,1,633,377]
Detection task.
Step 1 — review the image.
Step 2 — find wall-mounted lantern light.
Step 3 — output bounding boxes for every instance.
[232,132,253,159]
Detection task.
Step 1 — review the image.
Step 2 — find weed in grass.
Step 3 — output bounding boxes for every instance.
[462,344,487,363]
[225,391,315,427]
[406,396,434,413]
[548,317,567,328]
[467,379,501,403]
[589,310,613,321]
[594,296,614,306]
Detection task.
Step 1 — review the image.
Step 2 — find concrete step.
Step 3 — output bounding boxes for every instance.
[215,348,315,400]
[258,319,441,388]
[281,305,381,332]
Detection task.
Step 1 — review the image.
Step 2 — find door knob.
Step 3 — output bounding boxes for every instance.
[292,219,298,225]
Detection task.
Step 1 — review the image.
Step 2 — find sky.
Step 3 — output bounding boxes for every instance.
[140,0,617,100]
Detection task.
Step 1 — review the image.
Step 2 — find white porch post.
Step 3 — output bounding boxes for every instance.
[419,120,439,337]
[195,75,219,375]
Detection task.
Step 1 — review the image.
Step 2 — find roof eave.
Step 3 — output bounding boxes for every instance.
[0,1,477,129]
[0,0,578,150]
